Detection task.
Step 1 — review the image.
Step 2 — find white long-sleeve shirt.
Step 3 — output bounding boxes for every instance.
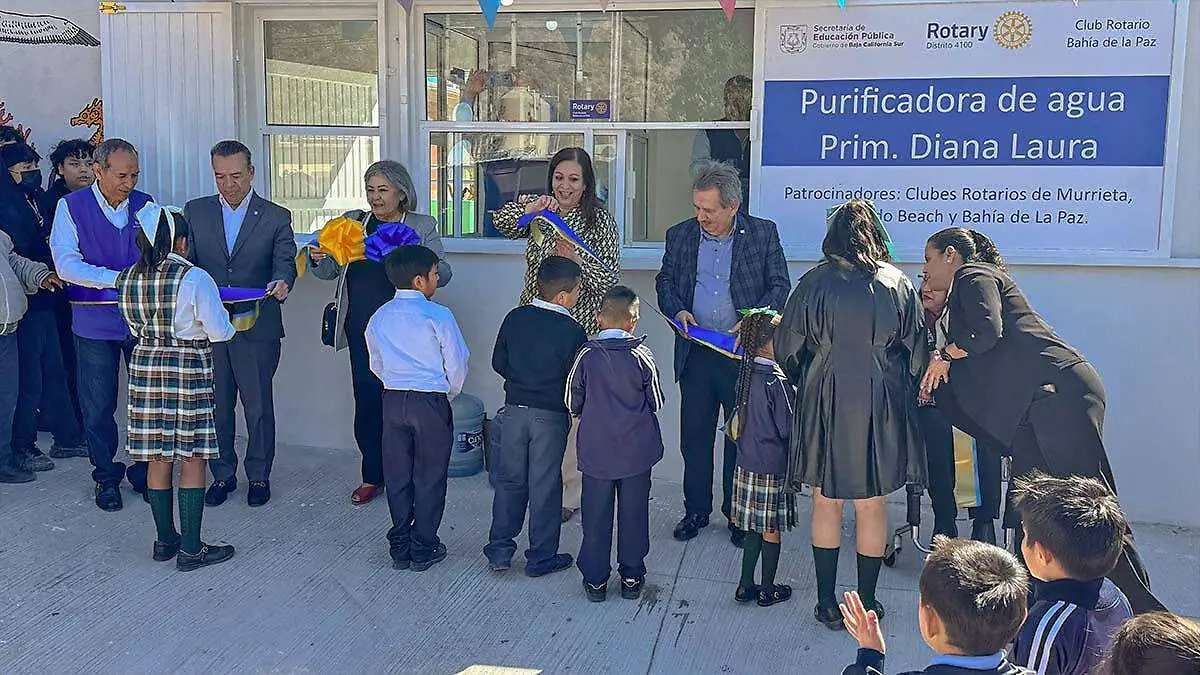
[49,183,137,289]
[159,254,237,343]
[365,289,469,398]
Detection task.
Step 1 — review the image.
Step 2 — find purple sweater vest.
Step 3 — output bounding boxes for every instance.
[64,188,152,340]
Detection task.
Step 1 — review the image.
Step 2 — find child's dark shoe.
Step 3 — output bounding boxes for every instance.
[757,583,792,607]
[864,600,886,620]
[734,584,759,603]
[584,581,608,602]
[620,577,644,600]
[814,602,845,630]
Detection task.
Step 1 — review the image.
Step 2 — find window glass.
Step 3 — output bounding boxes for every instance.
[268,134,379,234]
[623,129,709,243]
[425,13,613,123]
[264,20,379,127]
[429,131,585,237]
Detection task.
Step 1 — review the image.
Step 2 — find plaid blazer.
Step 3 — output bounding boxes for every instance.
[656,213,791,381]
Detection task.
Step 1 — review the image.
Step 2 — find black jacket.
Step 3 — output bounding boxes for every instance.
[734,358,793,475]
[492,303,587,413]
[566,334,665,480]
[0,182,54,310]
[843,649,1034,675]
[1012,578,1131,675]
[940,264,1084,448]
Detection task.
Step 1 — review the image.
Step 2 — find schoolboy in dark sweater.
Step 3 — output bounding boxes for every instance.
[566,286,665,602]
[842,537,1034,675]
[485,256,588,577]
[1011,472,1133,675]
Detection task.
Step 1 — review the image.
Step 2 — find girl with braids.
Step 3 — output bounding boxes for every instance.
[728,308,796,607]
[920,227,1165,615]
[775,199,926,628]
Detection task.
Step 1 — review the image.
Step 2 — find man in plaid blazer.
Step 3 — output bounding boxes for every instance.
[655,160,791,546]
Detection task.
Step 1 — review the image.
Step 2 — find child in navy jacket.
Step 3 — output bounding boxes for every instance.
[842,537,1033,675]
[1010,472,1133,675]
[566,286,664,602]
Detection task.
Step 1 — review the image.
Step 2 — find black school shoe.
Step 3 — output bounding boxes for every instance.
[814,602,845,630]
[95,483,123,511]
[247,481,271,507]
[526,553,573,578]
[0,459,36,484]
[153,537,181,562]
[205,478,237,506]
[620,577,645,600]
[672,513,709,541]
[584,581,608,602]
[757,583,793,607]
[176,543,235,571]
[49,442,88,459]
[411,543,448,572]
[735,584,759,603]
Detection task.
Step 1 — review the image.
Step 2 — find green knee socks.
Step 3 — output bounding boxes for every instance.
[148,489,178,544]
[740,532,763,587]
[178,488,206,555]
[857,553,884,609]
[761,540,782,588]
[813,545,840,608]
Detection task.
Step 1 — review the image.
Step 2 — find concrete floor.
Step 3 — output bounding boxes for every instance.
[1,439,1196,675]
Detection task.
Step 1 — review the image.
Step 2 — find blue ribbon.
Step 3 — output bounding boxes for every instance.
[516,209,614,273]
[363,221,421,262]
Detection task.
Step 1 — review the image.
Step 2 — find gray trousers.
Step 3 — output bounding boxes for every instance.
[210,334,281,483]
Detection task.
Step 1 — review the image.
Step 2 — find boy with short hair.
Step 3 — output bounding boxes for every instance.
[1011,471,1133,675]
[485,256,587,577]
[366,245,469,572]
[566,286,665,602]
[841,536,1034,674]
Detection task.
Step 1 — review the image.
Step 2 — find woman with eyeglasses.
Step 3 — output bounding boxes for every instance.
[306,160,452,505]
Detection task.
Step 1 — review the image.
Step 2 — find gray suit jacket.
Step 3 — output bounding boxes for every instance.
[184,192,298,342]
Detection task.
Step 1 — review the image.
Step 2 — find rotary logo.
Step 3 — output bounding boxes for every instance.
[994,11,1033,49]
[593,100,609,117]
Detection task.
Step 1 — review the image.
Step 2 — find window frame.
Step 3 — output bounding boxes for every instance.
[412,3,757,252]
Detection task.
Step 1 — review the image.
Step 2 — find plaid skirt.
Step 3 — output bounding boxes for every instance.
[126,342,218,461]
[731,466,797,534]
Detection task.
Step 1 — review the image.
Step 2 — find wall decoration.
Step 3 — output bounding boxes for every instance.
[0,10,100,47]
[70,97,104,145]
[0,100,33,144]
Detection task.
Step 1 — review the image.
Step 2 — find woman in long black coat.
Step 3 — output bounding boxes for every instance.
[775,200,926,630]
[919,226,1164,615]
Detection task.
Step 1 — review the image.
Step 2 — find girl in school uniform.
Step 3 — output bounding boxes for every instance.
[117,203,237,571]
[729,309,797,607]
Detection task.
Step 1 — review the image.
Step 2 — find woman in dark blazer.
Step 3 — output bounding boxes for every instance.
[775,199,926,629]
[919,226,1164,615]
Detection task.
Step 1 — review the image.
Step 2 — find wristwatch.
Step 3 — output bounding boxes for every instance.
[937,348,953,362]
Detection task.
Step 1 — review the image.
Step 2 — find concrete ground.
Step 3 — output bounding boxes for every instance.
[1,439,1196,675]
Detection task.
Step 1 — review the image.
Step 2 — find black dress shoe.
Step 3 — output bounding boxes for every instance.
[621,577,645,600]
[0,460,36,484]
[176,543,235,571]
[95,483,123,511]
[584,581,608,602]
[49,442,89,459]
[728,522,746,548]
[815,602,845,630]
[411,542,447,572]
[247,481,271,507]
[153,537,181,562]
[758,583,793,607]
[672,514,709,541]
[735,584,759,603]
[205,478,237,506]
[527,553,574,578]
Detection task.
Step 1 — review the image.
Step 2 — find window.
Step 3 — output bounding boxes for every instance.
[258,17,381,234]
[421,8,753,243]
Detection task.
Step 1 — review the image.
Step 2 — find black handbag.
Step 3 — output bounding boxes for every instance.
[321,301,338,347]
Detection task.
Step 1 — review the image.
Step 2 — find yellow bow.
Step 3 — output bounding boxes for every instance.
[314,216,366,267]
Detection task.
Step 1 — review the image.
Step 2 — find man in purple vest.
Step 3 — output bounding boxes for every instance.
[50,138,153,511]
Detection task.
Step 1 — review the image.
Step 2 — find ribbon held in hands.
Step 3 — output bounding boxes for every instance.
[517,209,615,274]
[363,220,421,262]
[313,216,366,266]
[67,285,271,333]
[665,315,742,360]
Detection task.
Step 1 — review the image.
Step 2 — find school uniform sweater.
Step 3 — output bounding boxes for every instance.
[565,331,665,480]
[492,300,587,413]
[735,357,793,475]
[843,649,1034,675]
[1012,578,1131,675]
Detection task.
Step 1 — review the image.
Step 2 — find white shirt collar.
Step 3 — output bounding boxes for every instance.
[219,190,254,213]
[597,328,632,339]
[753,356,776,366]
[530,297,572,317]
[91,182,128,214]
[393,289,426,301]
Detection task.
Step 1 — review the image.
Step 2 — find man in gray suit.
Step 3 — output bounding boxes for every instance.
[185,140,296,507]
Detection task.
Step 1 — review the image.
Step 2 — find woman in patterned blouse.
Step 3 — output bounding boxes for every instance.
[492,147,620,336]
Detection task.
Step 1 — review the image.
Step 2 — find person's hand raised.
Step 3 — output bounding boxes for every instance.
[841,591,886,654]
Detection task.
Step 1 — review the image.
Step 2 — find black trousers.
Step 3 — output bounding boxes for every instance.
[679,346,739,521]
[210,335,281,483]
[381,390,453,561]
[578,470,652,585]
[918,404,1003,527]
[1007,362,1164,614]
[14,309,83,450]
[347,327,385,486]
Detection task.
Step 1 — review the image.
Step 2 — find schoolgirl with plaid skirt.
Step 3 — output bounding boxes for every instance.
[116,203,237,571]
[729,310,797,607]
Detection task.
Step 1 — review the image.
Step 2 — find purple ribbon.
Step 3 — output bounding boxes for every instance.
[363,221,421,263]
[67,285,268,305]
